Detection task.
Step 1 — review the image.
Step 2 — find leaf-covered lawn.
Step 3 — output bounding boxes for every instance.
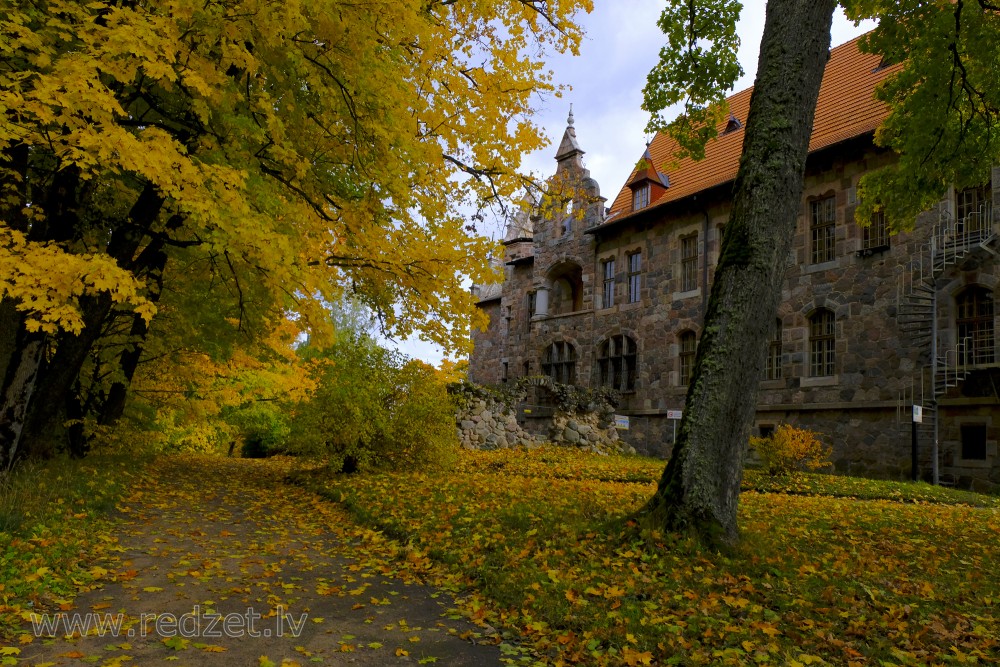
[0,456,143,644]
[300,447,1000,666]
[3,456,506,666]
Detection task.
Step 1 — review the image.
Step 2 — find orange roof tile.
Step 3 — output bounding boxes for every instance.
[606,34,893,220]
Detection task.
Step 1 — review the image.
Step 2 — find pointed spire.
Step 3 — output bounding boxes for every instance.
[555,105,584,165]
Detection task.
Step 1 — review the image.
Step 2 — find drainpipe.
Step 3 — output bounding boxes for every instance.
[931,288,939,485]
[702,210,710,318]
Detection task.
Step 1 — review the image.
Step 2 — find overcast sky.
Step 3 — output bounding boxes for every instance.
[394,2,876,365]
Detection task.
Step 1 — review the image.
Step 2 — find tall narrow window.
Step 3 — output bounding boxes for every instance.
[766,319,782,381]
[681,234,698,292]
[957,286,995,366]
[810,196,836,264]
[598,335,638,392]
[957,182,992,241]
[526,291,536,331]
[957,182,991,222]
[861,210,890,252]
[602,258,615,308]
[809,309,836,377]
[632,184,650,211]
[627,251,642,303]
[542,341,576,385]
[679,331,696,386]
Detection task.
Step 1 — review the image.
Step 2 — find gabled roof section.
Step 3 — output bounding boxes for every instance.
[607,34,895,219]
[627,144,670,189]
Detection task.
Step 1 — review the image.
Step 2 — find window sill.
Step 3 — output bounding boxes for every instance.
[803,259,839,274]
[672,288,701,300]
[856,244,890,258]
[536,309,592,321]
[800,375,838,387]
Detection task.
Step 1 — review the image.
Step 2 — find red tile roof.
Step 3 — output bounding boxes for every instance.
[606,34,894,220]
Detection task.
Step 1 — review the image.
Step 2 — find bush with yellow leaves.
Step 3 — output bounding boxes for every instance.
[750,424,832,476]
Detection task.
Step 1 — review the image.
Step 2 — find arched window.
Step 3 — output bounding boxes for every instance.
[956,286,994,366]
[766,319,782,381]
[542,341,576,385]
[598,335,637,392]
[679,331,696,386]
[809,309,836,377]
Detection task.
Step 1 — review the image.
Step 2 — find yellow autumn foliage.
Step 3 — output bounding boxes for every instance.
[750,424,832,476]
[0,0,592,351]
[0,228,154,334]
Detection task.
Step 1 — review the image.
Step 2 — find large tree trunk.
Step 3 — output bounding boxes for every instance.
[99,244,168,426]
[641,0,838,545]
[18,293,115,459]
[0,327,46,469]
[0,182,167,461]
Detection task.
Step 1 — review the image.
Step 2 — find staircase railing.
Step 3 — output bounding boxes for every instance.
[895,200,997,485]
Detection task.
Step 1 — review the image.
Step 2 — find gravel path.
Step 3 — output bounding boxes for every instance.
[20,457,502,666]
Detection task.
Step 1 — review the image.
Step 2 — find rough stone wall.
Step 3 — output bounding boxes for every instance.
[469,298,503,385]
[548,411,635,455]
[455,396,538,450]
[468,128,1000,489]
[453,382,634,455]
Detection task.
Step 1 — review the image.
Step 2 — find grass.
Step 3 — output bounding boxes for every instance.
[297,446,1000,666]
[0,454,147,641]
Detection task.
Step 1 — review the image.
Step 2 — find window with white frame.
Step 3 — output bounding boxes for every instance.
[766,319,782,381]
[601,258,615,308]
[810,196,836,264]
[809,309,836,377]
[627,251,642,303]
[956,286,995,366]
[681,234,698,292]
[679,330,696,385]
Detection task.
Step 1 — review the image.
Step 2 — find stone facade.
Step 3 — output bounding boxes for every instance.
[452,381,632,454]
[468,40,1000,491]
[455,393,538,450]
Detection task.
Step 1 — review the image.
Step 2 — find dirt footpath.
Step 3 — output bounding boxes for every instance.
[19,457,503,666]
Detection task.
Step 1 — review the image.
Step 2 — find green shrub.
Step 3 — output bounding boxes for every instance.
[288,337,457,472]
[750,424,831,476]
[229,403,291,458]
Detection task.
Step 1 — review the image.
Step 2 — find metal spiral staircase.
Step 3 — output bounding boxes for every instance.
[895,201,997,484]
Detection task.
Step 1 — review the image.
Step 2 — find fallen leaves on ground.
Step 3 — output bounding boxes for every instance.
[3,456,499,666]
[298,446,1000,666]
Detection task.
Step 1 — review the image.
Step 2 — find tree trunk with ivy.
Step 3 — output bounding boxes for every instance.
[641,0,838,545]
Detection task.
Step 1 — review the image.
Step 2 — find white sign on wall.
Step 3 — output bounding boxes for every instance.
[614,415,630,430]
[912,405,923,424]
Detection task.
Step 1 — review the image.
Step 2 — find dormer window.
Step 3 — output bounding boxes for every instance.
[723,114,742,134]
[632,184,650,211]
[627,145,667,212]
